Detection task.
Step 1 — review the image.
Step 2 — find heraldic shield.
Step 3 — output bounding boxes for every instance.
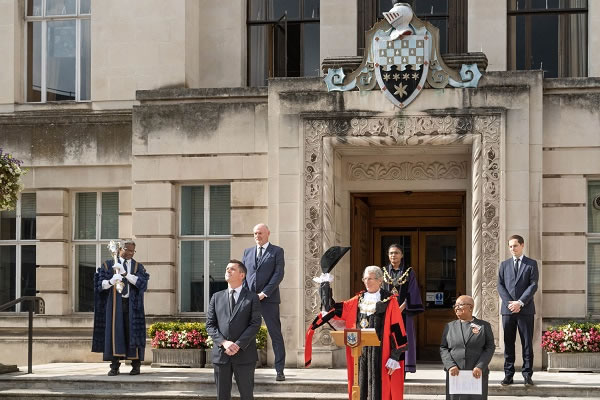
[374,33,431,108]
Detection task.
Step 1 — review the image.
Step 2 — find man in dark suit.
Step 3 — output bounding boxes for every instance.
[242,223,286,381]
[497,234,539,387]
[440,295,495,399]
[206,259,261,400]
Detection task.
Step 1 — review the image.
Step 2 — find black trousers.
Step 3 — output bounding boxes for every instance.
[502,313,534,378]
[214,362,255,400]
[110,298,141,371]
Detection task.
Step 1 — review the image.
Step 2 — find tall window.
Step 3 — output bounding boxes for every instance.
[73,192,118,312]
[247,0,320,87]
[25,0,91,102]
[0,194,37,312]
[179,185,231,313]
[508,0,587,78]
[588,182,600,316]
[358,0,467,56]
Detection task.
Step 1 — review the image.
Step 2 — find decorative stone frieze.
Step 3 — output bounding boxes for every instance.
[303,114,501,348]
[348,161,468,181]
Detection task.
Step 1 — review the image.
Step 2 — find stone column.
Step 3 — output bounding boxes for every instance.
[36,190,70,315]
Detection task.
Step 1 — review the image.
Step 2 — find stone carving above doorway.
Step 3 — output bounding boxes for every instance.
[303,114,501,348]
[348,160,468,181]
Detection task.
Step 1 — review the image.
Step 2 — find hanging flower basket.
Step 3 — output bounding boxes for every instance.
[0,149,26,211]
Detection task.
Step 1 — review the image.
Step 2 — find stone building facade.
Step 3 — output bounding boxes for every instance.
[1,0,599,369]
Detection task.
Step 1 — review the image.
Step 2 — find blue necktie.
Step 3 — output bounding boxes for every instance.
[514,258,519,276]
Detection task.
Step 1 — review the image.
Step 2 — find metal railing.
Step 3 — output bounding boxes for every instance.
[0,296,45,374]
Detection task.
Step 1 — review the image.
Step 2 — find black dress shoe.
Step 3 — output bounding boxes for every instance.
[107,369,120,376]
[524,376,534,386]
[500,376,513,386]
[129,368,140,375]
[276,372,285,381]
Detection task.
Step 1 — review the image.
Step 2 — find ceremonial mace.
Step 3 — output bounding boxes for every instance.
[107,240,125,293]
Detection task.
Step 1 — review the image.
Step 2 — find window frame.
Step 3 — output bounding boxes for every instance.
[246,0,320,86]
[507,0,588,77]
[24,0,91,103]
[71,190,119,313]
[0,193,37,313]
[587,180,600,317]
[178,183,232,314]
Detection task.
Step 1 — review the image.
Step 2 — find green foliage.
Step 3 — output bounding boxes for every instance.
[0,149,26,211]
[147,321,268,350]
[256,325,268,350]
[147,321,207,339]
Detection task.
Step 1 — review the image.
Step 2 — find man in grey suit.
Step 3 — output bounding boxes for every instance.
[440,295,495,400]
[206,260,262,400]
[242,223,286,381]
[497,234,539,387]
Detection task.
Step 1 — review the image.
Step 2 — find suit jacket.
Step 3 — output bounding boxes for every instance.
[206,287,262,365]
[243,244,285,303]
[497,255,539,315]
[440,318,495,374]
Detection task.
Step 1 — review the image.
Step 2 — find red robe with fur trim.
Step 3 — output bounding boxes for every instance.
[305,291,408,400]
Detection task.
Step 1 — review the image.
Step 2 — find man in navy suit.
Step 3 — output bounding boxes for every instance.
[206,260,261,400]
[242,223,286,381]
[498,234,539,387]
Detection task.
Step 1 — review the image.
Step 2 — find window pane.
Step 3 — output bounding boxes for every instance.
[414,0,448,16]
[284,23,301,77]
[270,0,299,19]
[46,0,76,16]
[209,241,231,299]
[0,209,16,240]
[80,18,91,100]
[303,23,320,76]
[76,192,96,240]
[589,182,600,233]
[209,186,230,235]
[181,186,204,236]
[424,234,457,309]
[76,244,95,312]
[249,0,267,21]
[80,0,91,14]
[0,246,16,312]
[47,20,76,101]
[588,242,600,315]
[304,0,320,19]
[378,0,395,16]
[27,21,42,102]
[181,241,204,312]
[20,246,37,312]
[249,25,269,87]
[101,192,119,240]
[425,18,448,55]
[27,0,42,16]
[21,193,37,240]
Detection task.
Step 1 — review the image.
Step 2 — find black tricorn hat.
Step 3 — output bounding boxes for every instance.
[320,246,351,273]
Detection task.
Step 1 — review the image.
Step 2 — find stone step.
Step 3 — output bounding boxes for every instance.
[0,390,596,400]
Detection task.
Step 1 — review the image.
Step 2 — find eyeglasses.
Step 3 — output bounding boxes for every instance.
[453,303,472,309]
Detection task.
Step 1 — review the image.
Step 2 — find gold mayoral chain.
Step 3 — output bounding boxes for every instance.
[382,266,412,295]
[358,296,377,329]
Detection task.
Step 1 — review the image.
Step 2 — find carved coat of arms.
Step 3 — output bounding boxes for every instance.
[324,1,483,109]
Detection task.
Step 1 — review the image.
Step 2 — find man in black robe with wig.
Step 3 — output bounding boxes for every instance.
[92,240,149,375]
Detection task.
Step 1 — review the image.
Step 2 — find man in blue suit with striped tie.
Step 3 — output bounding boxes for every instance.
[498,234,539,387]
[242,223,286,381]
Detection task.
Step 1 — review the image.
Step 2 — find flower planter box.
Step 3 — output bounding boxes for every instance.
[256,349,267,368]
[547,352,600,373]
[151,348,206,368]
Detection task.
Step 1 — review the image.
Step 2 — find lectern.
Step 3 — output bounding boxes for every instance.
[331,329,381,400]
